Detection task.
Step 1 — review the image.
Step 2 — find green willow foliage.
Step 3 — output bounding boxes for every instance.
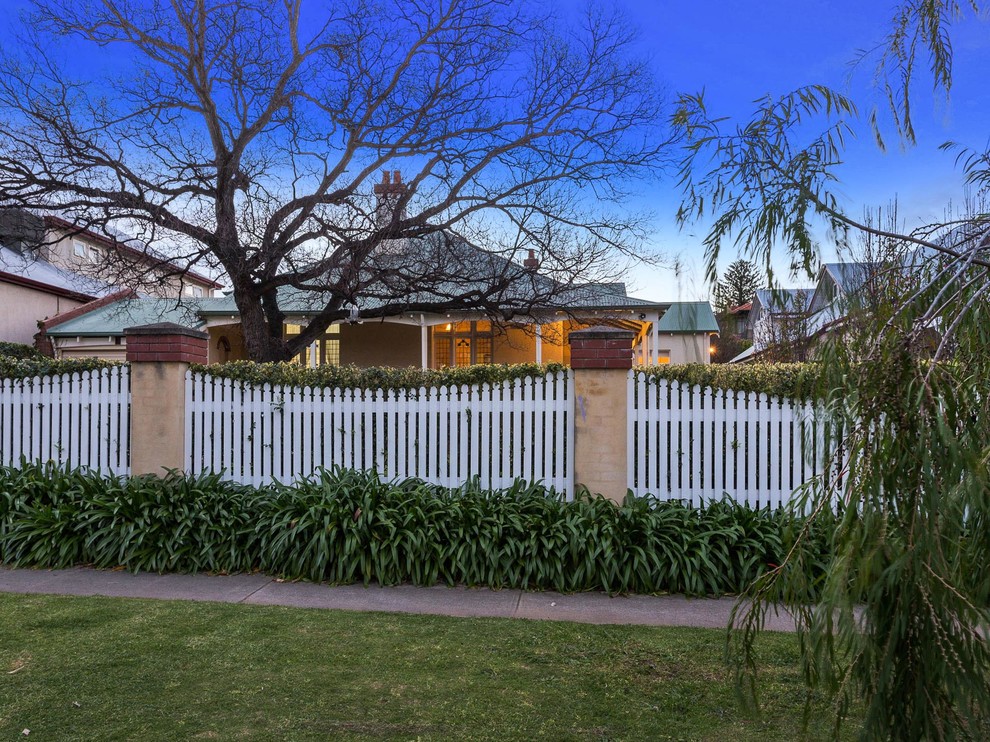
[672,2,990,736]
[0,462,832,596]
[732,281,990,739]
[0,357,122,380]
[189,361,569,390]
[637,362,824,399]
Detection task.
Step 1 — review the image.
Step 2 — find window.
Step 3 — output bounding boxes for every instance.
[190,286,205,298]
[432,321,493,367]
[657,350,671,365]
[73,240,86,257]
[285,323,340,367]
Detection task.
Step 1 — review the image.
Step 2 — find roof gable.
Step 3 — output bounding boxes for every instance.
[655,302,720,333]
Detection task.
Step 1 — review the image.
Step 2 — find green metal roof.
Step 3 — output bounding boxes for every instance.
[45,298,214,337]
[49,296,720,336]
[655,302,720,334]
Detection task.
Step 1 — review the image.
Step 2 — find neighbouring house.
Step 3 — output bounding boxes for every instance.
[729,263,883,363]
[724,301,753,338]
[0,209,223,348]
[0,242,117,346]
[730,287,815,363]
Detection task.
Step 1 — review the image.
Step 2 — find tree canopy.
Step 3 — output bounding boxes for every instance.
[0,0,669,360]
[713,259,761,314]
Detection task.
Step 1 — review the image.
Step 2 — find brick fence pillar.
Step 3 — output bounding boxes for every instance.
[124,322,208,475]
[569,326,635,503]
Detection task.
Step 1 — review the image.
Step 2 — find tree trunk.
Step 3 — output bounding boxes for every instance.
[236,289,293,362]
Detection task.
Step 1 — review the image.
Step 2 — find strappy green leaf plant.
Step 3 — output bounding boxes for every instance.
[0,461,825,597]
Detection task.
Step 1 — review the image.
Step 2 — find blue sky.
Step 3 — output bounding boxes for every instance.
[1,1,987,303]
[613,0,990,301]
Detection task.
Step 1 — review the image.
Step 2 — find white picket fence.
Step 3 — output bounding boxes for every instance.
[0,364,847,509]
[185,370,575,495]
[627,372,843,508]
[0,367,130,475]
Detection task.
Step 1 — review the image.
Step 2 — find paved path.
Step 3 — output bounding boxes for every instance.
[0,566,798,632]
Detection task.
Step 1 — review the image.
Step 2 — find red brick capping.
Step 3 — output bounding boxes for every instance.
[568,326,635,369]
[124,322,209,364]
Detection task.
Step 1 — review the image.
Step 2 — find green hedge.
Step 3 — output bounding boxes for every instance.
[638,362,825,399]
[190,361,569,390]
[0,357,124,380]
[0,462,833,596]
[0,341,46,360]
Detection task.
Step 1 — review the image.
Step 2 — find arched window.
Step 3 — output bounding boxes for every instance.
[216,335,232,363]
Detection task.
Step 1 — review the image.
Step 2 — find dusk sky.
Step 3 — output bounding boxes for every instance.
[1,1,988,303]
[613,0,990,301]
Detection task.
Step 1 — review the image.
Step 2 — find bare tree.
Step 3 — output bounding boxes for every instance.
[0,0,669,360]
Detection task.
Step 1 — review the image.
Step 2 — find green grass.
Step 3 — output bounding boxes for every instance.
[0,592,855,741]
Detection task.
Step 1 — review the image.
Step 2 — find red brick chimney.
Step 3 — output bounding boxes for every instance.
[523,249,540,270]
[373,170,408,226]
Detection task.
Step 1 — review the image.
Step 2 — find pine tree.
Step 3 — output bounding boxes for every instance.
[713,260,762,314]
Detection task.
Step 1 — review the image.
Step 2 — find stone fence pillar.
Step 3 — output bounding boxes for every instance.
[569,326,635,503]
[124,322,208,475]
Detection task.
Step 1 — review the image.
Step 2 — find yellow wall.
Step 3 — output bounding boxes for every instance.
[54,337,127,361]
[491,322,568,365]
[662,333,713,364]
[340,322,421,367]
[208,324,249,364]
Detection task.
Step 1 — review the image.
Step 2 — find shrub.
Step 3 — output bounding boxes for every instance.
[0,341,45,360]
[0,356,123,380]
[0,461,830,596]
[636,362,825,399]
[189,361,568,390]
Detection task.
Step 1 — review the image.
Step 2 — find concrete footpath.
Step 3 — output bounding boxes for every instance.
[0,566,798,632]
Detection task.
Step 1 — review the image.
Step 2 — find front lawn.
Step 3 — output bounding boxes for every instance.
[0,593,854,740]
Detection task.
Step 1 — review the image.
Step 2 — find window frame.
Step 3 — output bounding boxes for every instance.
[432,320,494,367]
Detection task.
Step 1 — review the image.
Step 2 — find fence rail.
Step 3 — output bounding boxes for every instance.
[628,372,843,508]
[0,366,130,475]
[185,370,574,495]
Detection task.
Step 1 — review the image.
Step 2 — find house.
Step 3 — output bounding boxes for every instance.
[729,263,880,362]
[0,209,223,348]
[724,301,753,339]
[0,242,117,346]
[40,291,720,369]
[20,177,720,368]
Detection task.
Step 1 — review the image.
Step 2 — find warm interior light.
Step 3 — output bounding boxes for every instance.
[444,323,452,331]
[709,345,717,355]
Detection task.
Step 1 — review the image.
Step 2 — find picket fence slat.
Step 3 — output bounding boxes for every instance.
[184,369,575,498]
[0,367,130,474]
[628,370,842,507]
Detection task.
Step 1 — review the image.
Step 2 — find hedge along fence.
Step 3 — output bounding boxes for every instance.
[0,341,47,360]
[638,362,826,400]
[0,462,834,597]
[189,360,570,391]
[0,356,123,381]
